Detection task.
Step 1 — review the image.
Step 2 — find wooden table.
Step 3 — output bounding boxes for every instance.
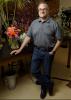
[0,44,33,78]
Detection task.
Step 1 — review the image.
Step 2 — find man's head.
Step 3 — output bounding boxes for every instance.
[38,2,49,19]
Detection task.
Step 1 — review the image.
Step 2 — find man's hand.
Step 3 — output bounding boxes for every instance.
[49,51,55,55]
[10,49,21,55]
[49,40,61,55]
[49,51,54,55]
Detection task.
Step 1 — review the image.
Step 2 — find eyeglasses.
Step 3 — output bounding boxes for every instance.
[38,8,48,11]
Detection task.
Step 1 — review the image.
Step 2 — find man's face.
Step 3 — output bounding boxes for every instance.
[38,3,49,19]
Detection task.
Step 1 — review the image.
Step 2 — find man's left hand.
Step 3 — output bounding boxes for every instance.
[49,51,55,55]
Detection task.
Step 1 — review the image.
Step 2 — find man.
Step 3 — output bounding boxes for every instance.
[11,1,62,99]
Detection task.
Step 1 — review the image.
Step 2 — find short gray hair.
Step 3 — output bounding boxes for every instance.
[37,1,49,9]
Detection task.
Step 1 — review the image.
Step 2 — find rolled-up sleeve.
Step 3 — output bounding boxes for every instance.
[27,23,33,39]
[54,23,62,41]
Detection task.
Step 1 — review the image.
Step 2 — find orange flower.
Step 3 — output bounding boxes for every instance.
[6,26,19,38]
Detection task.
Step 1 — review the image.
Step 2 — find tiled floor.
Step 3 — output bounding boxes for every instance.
[0,47,71,99]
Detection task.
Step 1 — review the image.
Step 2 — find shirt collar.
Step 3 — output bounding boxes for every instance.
[38,17,51,23]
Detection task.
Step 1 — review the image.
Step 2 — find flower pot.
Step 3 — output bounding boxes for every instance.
[5,70,17,90]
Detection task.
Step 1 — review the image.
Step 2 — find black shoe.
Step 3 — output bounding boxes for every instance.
[40,86,47,99]
[48,82,54,96]
[35,80,41,85]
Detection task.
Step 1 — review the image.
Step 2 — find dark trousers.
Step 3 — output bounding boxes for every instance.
[31,47,55,89]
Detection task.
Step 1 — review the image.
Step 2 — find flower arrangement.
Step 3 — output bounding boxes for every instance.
[6,20,27,49]
[6,23,20,49]
[6,26,19,38]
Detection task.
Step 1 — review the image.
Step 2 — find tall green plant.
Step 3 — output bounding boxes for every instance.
[0,0,35,29]
[0,0,10,29]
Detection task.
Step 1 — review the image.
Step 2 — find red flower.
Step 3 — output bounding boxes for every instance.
[6,26,20,38]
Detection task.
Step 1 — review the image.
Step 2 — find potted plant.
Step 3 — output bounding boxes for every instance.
[5,62,17,90]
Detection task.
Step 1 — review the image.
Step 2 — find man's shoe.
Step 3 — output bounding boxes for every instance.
[40,86,47,99]
[35,80,41,85]
[48,82,54,96]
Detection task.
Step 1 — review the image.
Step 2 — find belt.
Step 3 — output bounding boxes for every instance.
[34,45,53,52]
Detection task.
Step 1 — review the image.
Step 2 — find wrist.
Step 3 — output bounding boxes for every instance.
[19,48,22,52]
[52,50,56,54]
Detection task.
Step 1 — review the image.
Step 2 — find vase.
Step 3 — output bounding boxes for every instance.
[5,74,17,90]
[8,38,19,49]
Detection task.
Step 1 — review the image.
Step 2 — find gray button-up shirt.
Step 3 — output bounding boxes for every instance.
[27,17,62,49]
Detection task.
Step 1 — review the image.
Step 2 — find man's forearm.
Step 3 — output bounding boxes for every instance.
[52,40,61,53]
[19,35,31,52]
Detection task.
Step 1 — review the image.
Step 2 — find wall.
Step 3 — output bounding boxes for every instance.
[60,0,71,9]
[48,0,59,16]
